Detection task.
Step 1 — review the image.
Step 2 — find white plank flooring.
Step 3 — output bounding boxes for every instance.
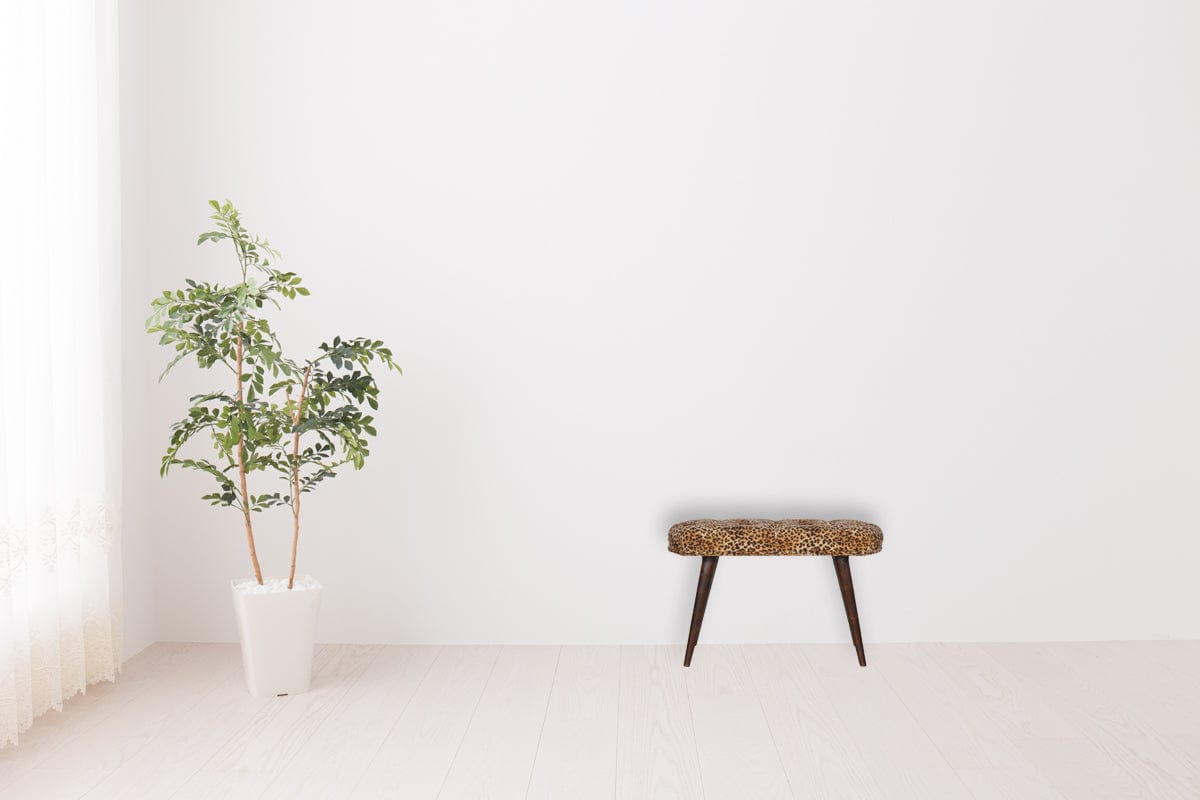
[0,642,1195,799]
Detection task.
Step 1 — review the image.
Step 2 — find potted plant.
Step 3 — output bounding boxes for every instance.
[148,200,399,697]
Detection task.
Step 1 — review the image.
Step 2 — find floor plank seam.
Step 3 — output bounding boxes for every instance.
[163,668,248,800]
[255,644,389,800]
[163,645,351,800]
[921,644,1071,800]
[7,643,1197,800]
[979,645,1196,800]
[522,645,563,800]
[795,646,927,799]
[739,646,798,800]
[875,648,979,800]
[345,644,445,799]
[13,646,226,799]
[612,645,623,800]
[163,647,304,800]
[9,644,184,788]
[978,645,1120,797]
[432,646,503,800]
[82,648,244,800]
[680,647,710,800]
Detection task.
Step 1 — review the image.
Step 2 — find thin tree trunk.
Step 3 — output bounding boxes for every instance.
[236,322,264,585]
[288,365,313,590]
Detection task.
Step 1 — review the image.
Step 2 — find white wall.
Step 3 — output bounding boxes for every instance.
[124,0,1200,645]
[116,0,155,660]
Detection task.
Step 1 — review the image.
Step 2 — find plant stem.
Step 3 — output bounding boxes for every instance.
[288,364,313,590]
[236,322,264,585]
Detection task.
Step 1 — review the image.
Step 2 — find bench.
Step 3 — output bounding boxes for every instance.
[669,518,883,667]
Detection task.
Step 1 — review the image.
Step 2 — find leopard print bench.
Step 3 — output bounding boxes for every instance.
[668,518,883,557]
[669,518,883,668]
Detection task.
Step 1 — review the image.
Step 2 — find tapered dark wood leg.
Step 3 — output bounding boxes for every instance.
[833,556,867,667]
[683,556,718,667]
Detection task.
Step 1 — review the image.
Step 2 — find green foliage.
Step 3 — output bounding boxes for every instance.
[148,200,400,515]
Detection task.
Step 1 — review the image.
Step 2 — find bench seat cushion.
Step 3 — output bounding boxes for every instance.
[668,518,883,557]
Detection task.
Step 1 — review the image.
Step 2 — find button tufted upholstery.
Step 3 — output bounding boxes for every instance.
[668,518,883,557]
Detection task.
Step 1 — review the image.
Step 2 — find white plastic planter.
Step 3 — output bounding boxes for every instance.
[230,576,322,698]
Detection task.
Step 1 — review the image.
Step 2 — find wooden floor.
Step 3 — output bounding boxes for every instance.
[0,642,1196,799]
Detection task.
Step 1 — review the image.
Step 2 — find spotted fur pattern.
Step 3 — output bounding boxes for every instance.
[668,518,883,557]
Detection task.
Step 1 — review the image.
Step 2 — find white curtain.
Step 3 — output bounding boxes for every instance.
[0,0,123,748]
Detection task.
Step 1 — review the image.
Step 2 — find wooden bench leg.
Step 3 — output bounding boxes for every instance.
[833,555,867,667]
[683,556,718,667]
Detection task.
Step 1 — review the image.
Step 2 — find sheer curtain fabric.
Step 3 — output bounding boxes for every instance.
[0,0,123,748]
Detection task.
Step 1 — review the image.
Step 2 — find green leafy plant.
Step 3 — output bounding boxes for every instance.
[148,201,399,588]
